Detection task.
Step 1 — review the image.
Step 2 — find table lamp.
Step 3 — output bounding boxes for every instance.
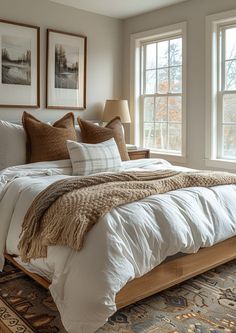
[102,99,131,124]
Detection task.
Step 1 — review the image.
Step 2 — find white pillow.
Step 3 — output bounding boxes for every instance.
[67,138,122,176]
[75,125,82,142]
[0,120,26,170]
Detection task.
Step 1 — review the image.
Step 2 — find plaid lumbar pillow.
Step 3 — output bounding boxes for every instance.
[67,138,122,176]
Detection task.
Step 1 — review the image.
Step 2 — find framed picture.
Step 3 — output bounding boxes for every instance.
[0,19,40,108]
[46,29,87,110]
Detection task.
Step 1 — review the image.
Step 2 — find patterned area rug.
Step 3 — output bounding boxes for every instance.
[0,260,236,333]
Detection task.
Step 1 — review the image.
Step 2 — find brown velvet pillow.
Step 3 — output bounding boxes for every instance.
[22,112,77,163]
[77,117,129,161]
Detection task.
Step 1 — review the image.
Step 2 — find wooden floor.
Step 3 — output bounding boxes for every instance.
[0,321,11,333]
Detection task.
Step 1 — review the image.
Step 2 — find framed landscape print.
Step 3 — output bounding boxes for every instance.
[46,29,87,110]
[0,19,40,107]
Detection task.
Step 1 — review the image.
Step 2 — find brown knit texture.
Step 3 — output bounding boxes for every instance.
[77,116,129,161]
[18,169,236,262]
[22,112,77,163]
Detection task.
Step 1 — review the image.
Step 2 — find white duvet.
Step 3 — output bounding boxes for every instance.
[0,158,236,333]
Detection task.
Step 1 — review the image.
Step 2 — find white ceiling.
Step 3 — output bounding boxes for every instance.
[49,0,188,19]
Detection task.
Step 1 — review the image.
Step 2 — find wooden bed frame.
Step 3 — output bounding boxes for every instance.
[4,236,236,310]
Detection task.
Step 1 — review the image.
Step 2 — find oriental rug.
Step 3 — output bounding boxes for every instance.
[0,260,235,333]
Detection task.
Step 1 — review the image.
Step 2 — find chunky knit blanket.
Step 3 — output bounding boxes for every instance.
[18,170,236,261]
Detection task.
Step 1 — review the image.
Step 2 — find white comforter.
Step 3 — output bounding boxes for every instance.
[0,158,236,333]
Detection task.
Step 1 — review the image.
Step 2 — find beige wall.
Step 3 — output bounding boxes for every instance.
[123,0,236,169]
[0,0,123,123]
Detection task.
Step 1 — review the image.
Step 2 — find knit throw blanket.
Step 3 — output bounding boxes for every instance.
[18,170,236,262]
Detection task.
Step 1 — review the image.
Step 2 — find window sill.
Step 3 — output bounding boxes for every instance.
[205,158,236,171]
[150,151,187,165]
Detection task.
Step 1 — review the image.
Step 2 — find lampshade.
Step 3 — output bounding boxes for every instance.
[102,99,131,123]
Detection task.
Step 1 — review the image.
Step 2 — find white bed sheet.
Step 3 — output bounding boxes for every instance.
[0,158,236,333]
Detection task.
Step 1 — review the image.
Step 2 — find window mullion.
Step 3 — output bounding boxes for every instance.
[143,45,147,95]
[140,45,146,147]
[217,27,225,159]
[221,28,226,93]
[167,95,169,151]
[156,42,158,95]
[167,40,170,150]
[167,40,170,94]
[217,91,223,158]
[140,95,144,147]
[144,93,182,97]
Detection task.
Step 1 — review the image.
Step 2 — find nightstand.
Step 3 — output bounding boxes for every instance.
[128,148,150,160]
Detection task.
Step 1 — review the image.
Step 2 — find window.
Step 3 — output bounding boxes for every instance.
[131,23,186,162]
[142,37,182,154]
[219,25,236,159]
[206,10,236,169]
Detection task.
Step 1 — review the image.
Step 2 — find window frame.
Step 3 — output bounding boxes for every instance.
[141,35,183,155]
[206,10,236,170]
[219,24,236,160]
[130,22,187,164]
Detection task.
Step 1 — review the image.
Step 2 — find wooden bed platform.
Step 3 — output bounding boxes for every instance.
[4,236,236,310]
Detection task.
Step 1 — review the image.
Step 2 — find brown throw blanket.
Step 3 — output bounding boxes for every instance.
[18,170,236,262]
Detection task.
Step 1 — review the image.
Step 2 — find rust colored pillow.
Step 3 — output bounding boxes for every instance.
[77,117,129,161]
[22,112,77,163]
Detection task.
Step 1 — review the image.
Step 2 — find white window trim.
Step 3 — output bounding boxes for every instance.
[130,22,187,164]
[206,9,236,171]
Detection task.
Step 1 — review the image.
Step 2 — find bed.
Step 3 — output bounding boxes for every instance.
[1,157,236,333]
[1,116,236,333]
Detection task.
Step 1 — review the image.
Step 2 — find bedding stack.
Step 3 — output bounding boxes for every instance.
[0,112,236,333]
[18,169,236,262]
